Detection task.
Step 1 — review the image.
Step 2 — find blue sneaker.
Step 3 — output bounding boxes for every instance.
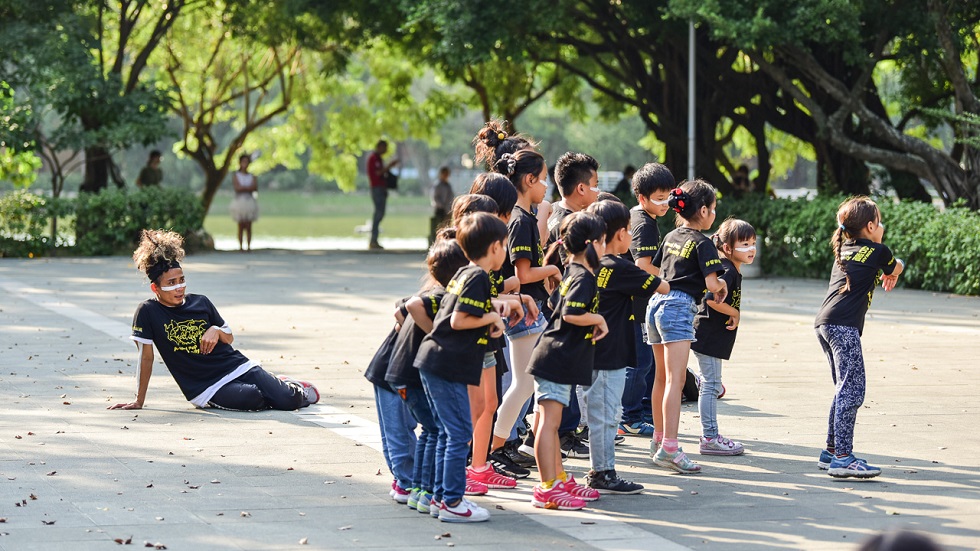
[416,491,432,514]
[618,421,655,437]
[828,454,881,479]
[817,449,834,470]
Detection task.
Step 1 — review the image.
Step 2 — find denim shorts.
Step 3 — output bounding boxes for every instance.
[482,351,497,369]
[504,300,547,339]
[534,377,573,407]
[646,289,698,344]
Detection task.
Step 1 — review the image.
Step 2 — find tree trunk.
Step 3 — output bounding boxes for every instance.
[200,167,228,215]
[79,146,113,193]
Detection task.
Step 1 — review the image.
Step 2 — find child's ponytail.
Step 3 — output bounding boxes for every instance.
[555,211,606,271]
[832,196,881,295]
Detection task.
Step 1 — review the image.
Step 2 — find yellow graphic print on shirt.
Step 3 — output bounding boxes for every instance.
[164,319,208,354]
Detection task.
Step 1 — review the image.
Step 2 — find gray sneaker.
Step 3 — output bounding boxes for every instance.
[699,435,744,456]
[278,375,319,405]
[652,447,702,474]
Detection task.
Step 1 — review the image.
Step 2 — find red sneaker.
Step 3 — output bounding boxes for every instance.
[560,475,600,502]
[464,477,488,496]
[531,484,585,510]
[466,465,517,489]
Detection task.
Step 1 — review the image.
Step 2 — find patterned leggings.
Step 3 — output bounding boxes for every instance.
[816,324,866,457]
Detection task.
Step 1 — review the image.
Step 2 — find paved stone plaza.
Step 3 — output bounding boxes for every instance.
[1,250,978,550]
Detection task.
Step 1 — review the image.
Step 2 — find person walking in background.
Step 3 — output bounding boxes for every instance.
[612,165,636,205]
[368,139,400,250]
[229,154,259,252]
[136,150,163,188]
[430,166,455,244]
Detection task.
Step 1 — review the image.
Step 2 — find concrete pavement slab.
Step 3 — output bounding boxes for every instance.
[2,251,978,550]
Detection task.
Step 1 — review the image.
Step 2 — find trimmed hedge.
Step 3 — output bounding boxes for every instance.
[0,187,205,257]
[657,194,980,296]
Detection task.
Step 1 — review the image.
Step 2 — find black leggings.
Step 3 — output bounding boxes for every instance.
[207,366,304,411]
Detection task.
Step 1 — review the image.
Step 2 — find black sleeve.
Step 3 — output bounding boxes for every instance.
[419,289,444,320]
[131,303,155,343]
[454,273,490,317]
[877,243,898,275]
[707,266,739,305]
[616,262,662,300]
[697,238,725,277]
[561,273,596,316]
[509,216,536,263]
[630,216,660,260]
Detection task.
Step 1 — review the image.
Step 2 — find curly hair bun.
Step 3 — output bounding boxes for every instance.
[133,229,186,282]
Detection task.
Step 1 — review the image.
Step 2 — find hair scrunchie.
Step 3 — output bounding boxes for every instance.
[496,153,517,177]
[668,188,691,215]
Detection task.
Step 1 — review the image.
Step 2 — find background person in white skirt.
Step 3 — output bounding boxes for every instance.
[229,153,259,251]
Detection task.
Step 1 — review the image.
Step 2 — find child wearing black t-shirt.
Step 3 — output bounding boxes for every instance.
[815,197,903,478]
[414,212,508,523]
[114,230,318,413]
[527,212,608,510]
[385,239,470,513]
[622,163,676,436]
[647,180,728,474]
[584,200,669,494]
[489,150,563,463]
[691,218,757,457]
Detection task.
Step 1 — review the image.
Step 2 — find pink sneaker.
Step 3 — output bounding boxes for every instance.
[389,480,411,503]
[464,477,488,496]
[560,475,600,502]
[466,465,517,489]
[531,484,585,510]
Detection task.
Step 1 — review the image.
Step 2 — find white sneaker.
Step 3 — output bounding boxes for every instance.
[438,497,490,523]
[699,435,744,456]
[278,375,320,405]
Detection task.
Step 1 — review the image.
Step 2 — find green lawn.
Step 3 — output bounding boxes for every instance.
[205,191,432,238]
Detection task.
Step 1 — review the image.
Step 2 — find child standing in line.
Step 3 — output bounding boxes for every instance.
[620,163,675,437]
[527,212,608,510]
[465,174,538,487]
[691,218,757,456]
[815,196,903,478]
[364,302,417,503]
[488,150,563,461]
[648,180,728,474]
[385,239,471,513]
[583,200,670,493]
[414,212,508,522]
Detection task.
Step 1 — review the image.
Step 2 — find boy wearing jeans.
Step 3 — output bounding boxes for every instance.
[414,213,508,522]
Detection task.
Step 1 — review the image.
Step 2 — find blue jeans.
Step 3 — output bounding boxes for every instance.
[621,321,654,424]
[816,324,865,456]
[646,290,698,344]
[558,390,581,433]
[421,370,472,505]
[693,351,722,439]
[208,366,305,411]
[584,368,627,472]
[373,384,416,491]
[403,387,438,493]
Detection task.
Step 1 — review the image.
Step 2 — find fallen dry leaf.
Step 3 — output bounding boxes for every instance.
[113,536,133,544]
[210,479,220,484]
[240,512,251,518]
[299,538,308,545]
[41,520,56,525]
[46,471,57,476]
[338,525,352,531]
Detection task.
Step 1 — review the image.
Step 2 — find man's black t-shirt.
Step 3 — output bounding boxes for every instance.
[527,263,600,386]
[814,239,897,335]
[692,258,742,360]
[508,205,548,302]
[652,227,724,299]
[629,206,662,321]
[546,201,574,269]
[131,294,254,402]
[594,255,662,371]
[415,265,493,386]
[386,289,444,389]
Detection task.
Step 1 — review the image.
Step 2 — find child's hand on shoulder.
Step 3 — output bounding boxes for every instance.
[726,311,740,330]
[592,318,609,343]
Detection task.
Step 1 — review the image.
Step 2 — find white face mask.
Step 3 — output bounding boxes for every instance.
[734,246,756,253]
[651,198,670,206]
[159,282,187,292]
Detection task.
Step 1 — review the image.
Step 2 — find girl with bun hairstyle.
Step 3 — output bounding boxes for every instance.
[646,179,728,474]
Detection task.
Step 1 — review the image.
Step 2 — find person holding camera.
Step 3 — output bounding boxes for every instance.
[368,139,400,250]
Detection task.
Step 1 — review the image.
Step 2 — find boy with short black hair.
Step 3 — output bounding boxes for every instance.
[619,162,676,437]
[414,212,508,523]
[547,152,601,266]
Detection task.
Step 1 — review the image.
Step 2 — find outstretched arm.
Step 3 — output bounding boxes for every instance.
[109,342,154,410]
